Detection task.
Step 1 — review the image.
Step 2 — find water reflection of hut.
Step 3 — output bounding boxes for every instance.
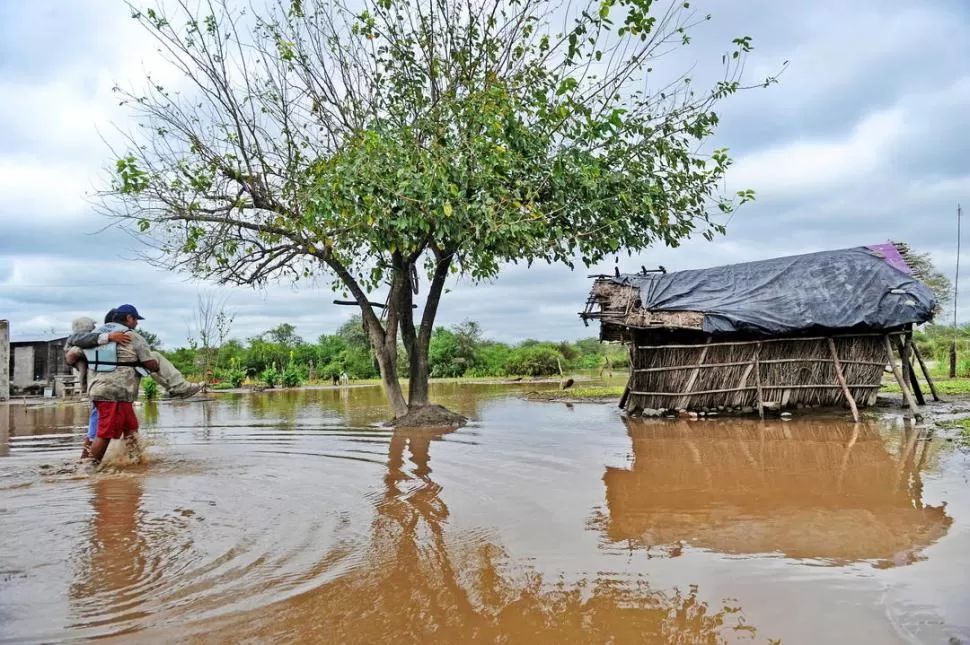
[600,419,951,566]
[579,245,938,417]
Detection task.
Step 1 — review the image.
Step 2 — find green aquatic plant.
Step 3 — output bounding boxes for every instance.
[141,377,159,401]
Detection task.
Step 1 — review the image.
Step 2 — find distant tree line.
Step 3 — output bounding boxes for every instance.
[152,316,627,388]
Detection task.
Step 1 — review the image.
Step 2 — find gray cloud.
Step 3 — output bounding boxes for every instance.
[2,0,969,349]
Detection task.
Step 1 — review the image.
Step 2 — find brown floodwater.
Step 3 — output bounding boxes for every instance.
[1,382,968,644]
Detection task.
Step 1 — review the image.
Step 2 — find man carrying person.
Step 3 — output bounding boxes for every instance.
[65,305,201,469]
[66,308,204,462]
[66,308,203,399]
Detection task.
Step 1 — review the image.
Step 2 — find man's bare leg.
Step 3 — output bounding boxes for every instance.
[89,437,111,464]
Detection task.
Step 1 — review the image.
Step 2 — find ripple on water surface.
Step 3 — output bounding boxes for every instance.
[1,390,969,645]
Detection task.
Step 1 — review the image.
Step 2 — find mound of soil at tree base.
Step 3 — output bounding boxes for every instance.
[386,404,468,428]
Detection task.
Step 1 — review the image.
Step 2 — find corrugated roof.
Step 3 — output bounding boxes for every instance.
[10,334,69,344]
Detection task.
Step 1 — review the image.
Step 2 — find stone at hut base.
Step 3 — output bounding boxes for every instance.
[386,404,468,429]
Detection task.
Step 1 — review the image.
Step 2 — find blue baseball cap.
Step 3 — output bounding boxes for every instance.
[116,304,145,320]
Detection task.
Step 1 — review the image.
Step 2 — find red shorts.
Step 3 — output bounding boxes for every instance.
[93,401,139,439]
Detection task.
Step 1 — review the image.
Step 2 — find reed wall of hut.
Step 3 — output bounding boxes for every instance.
[625,331,890,414]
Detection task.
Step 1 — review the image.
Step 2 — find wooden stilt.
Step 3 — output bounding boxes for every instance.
[618,384,630,410]
[884,335,922,419]
[754,341,765,419]
[910,342,941,402]
[827,337,861,423]
[896,335,925,406]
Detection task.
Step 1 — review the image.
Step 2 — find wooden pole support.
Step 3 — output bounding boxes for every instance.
[884,335,922,419]
[618,384,630,410]
[896,335,925,406]
[827,337,860,424]
[910,342,941,402]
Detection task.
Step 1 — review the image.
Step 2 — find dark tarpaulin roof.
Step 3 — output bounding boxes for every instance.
[611,246,937,335]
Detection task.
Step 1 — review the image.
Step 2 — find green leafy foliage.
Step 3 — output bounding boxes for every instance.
[261,365,281,388]
[504,345,564,377]
[109,0,781,412]
[161,319,627,381]
[224,358,246,388]
[141,376,159,400]
[281,362,306,387]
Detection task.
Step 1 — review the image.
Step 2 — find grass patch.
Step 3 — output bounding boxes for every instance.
[936,418,970,446]
[938,418,970,431]
[880,377,970,395]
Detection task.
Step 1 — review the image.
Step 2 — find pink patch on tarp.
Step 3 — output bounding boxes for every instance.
[866,243,913,274]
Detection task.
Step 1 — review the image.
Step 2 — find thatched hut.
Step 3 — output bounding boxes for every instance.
[597,418,951,566]
[579,244,939,418]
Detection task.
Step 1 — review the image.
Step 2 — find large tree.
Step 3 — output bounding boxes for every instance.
[104,0,780,423]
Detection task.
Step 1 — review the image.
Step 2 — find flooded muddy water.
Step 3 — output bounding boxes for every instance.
[1,383,968,644]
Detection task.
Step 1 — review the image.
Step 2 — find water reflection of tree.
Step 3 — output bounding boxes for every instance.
[595,418,951,567]
[234,427,773,644]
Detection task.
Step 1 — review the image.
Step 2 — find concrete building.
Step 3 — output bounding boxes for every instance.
[0,320,8,401]
[8,334,71,396]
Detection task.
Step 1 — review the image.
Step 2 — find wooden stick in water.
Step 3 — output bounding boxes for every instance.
[895,336,925,406]
[828,337,860,424]
[884,335,922,419]
[910,343,941,402]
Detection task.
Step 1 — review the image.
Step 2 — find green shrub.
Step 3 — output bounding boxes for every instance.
[261,365,281,388]
[281,363,305,388]
[504,345,563,377]
[224,358,246,388]
[141,377,159,400]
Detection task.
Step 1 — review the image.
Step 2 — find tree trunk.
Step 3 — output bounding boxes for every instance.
[331,248,454,422]
[375,346,408,418]
[406,248,453,408]
[323,253,409,418]
[408,333,432,407]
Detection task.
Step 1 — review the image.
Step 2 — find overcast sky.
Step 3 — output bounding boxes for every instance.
[1,0,968,347]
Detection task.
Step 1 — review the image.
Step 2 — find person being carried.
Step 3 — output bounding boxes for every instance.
[65,309,204,462]
[66,309,203,398]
